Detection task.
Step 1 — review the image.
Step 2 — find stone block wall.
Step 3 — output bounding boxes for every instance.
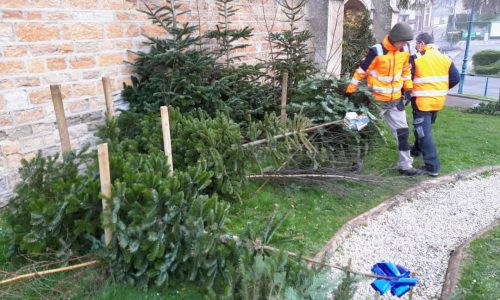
[0,0,297,205]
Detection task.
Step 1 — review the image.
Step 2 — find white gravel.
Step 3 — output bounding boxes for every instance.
[328,172,500,299]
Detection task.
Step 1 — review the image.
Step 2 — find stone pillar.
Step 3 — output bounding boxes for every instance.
[306,0,344,77]
[372,0,399,42]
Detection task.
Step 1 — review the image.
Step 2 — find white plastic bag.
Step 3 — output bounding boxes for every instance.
[344,112,369,131]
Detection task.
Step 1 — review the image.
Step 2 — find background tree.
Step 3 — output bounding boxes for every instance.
[341,10,375,77]
[397,0,434,9]
[205,0,253,66]
[463,0,500,16]
[269,0,316,90]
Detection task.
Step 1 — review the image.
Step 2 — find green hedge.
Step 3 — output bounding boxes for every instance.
[474,60,500,75]
[472,50,500,66]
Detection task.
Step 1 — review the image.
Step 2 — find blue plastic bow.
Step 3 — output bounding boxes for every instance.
[370,261,418,297]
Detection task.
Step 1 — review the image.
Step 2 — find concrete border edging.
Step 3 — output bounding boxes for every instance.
[313,165,500,297]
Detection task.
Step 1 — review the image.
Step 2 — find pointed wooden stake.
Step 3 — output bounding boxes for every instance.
[97,143,112,247]
[50,85,71,153]
[280,72,289,124]
[160,106,173,176]
[102,77,115,121]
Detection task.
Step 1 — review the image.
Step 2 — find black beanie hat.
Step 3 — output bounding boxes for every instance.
[388,23,413,42]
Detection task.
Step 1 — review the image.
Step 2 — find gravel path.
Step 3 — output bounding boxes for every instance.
[328,172,500,299]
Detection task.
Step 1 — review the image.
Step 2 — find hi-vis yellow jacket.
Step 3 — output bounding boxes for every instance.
[411,45,458,111]
[346,35,413,102]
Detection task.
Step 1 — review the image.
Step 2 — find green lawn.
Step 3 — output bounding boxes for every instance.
[452,225,500,300]
[1,106,500,299]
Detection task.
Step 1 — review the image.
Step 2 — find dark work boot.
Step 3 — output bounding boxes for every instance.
[398,167,425,176]
[418,166,439,177]
[351,160,364,173]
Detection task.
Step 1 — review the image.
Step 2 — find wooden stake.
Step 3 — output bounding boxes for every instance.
[0,260,98,285]
[102,77,115,121]
[160,106,173,176]
[50,85,71,153]
[280,72,288,124]
[97,143,112,247]
[346,258,352,280]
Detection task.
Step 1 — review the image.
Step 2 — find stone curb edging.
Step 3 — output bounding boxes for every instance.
[440,219,499,300]
[448,93,497,102]
[313,165,500,296]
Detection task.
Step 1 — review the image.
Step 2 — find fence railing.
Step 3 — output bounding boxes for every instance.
[465,73,500,99]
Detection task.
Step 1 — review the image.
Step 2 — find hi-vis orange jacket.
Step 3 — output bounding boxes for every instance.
[346,36,413,102]
[410,44,459,111]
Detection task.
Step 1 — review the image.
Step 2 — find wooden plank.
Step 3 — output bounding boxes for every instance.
[97,143,113,247]
[160,106,173,176]
[102,77,115,121]
[280,72,289,124]
[50,85,71,153]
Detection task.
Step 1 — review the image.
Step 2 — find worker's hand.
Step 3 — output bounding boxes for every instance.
[404,90,412,106]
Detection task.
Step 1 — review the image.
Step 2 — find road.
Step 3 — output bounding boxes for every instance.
[423,24,500,99]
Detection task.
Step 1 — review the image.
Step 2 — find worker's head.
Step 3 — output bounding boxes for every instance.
[415,32,433,52]
[388,22,413,49]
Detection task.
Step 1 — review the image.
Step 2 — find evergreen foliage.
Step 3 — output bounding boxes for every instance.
[97,108,248,201]
[204,0,253,65]
[286,76,383,168]
[472,50,500,67]
[341,10,376,76]
[104,151,229,288]
[472,50,500,75]
[332,273,358,300]
[5,148,102,258]
[5,1,366,297]
[123,1,274,124]
[269,0,316,90]
[467,101,500,115]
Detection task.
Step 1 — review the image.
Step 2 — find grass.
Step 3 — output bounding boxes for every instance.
[452,225,500,300]
[423,106,500,173]
[1,106,500,298]
[227,179,405,255]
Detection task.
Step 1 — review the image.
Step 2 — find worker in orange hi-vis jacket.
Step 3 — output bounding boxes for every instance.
[345,22,423,176]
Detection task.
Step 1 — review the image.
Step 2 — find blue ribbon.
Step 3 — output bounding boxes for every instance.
[370,261,418,297]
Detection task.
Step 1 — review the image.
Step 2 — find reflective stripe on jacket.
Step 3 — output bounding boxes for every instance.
[346,35,413,102]
[411,45,452,111]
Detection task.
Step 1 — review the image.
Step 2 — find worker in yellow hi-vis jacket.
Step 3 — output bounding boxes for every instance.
[409,32,460,177]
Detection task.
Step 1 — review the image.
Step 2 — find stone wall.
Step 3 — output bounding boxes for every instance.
[0,0,301,205]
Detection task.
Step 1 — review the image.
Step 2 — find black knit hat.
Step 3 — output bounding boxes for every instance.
[416,32,433,44]
[388,23,413,42]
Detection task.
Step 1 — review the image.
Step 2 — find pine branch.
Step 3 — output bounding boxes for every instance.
[242,119,343,148]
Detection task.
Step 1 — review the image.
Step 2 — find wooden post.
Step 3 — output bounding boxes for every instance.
[50,85,71,153]
[97,143,112,247]
[102,77,115,121]
[346,258,352,280]
[280,72,288,124]
[160,106,173,176]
